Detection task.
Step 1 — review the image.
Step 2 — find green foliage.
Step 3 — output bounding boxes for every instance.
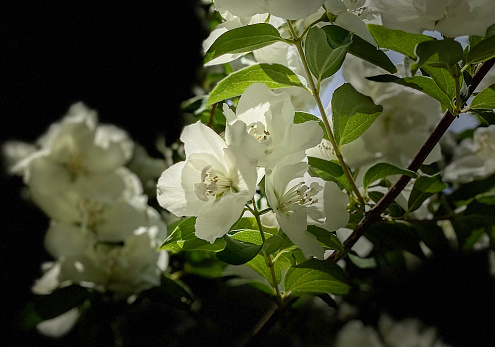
[322,25,396,73]
[367,24,433,58]
[304,26,351,83]
[161,217,226,252]
[408,174,447,212]
[363,163,417,189]
[204,23,283,64]
[284,259,350,296]
[422,66,457,101]
[470,83,495,110]
[307,225,345,252]
[412,39,463,73]
[207,63,305,106]
[216,235,262,265]
[331,83,383,147]
[367,75,454,112]
[466,35,495,65]
[307,156,353,192]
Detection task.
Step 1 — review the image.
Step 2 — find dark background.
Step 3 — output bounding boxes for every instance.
[1,1,207,345]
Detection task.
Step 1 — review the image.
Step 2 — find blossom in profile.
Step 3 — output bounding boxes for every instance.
[265,162,349,259]
[369,0,495,37]
[157,122,258,243]
[443,125,495,183]
[224,83,323,168]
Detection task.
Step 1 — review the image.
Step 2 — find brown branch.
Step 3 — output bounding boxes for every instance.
[327,57,495,263]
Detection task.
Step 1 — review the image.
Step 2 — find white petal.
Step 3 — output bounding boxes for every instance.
[277,206,325,259]
[45,221,95,258]
[195,193,250,243]
[181,122,227,159]
[37,308,81,338]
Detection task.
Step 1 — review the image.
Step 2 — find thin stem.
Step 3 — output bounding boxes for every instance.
[326,58,495,263]
[251,198,282,302]
[286,20,365,206]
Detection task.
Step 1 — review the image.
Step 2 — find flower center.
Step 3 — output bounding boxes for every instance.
[195,165,234,201]
[66,153,87,179]
[317,140,336,161]
[77,199,106,230]
[248,121,272,145]
[278,181,322,214]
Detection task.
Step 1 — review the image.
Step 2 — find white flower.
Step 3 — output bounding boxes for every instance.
[214,0,326,20]
[59,226,168,301]
[342,56,442,167]
[369,0,495,37]
[157,122,258,243]
[224,83,323,168]
[443,125,495,183]
[265,162,349,259]
[43,196,167,258]
[11,103,139,221]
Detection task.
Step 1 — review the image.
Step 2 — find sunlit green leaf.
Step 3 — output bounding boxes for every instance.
[216,235,262,265]
[207,63,305,106]
[466,35,495,65]
[408,174,447,212]
[332,83,382,146]
[284,259,350,296]
[161,217,226,252]
[322,25,396,73]
[367,24,433,58]
[363,162,417,189]
[412,39,463,72]
[294,111,329,141]
[366,75,453,112]
[305,26,351,82]
[204,24,283,64]
[470,83,495,110]
[307,225,345,252]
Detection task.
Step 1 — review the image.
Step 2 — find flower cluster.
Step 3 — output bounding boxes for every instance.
[157,83,349,259]
[5,103,168,336]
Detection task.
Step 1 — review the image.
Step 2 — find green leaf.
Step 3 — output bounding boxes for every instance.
[366,75,453,112]
[207,63,305,106]
[367,24,433,58]
[216,235,262,265]
[160,217,226,252]
[412,39,463,72]
[204,23,283,64]
[305,26,351,83]
[422,65,457,100]
[308,156,344,176]
[307,225,345,252]
[408,173,447,212]
[470,83,495,110]
[294,111,329,141]
[284,259,350,296]
[332,83,382,147]
[246,254,281,285]
[322,25,396,73]
[307,156,353,192]
[466,35,495,65]
[363,162,417,189]
[262,235,284,256]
